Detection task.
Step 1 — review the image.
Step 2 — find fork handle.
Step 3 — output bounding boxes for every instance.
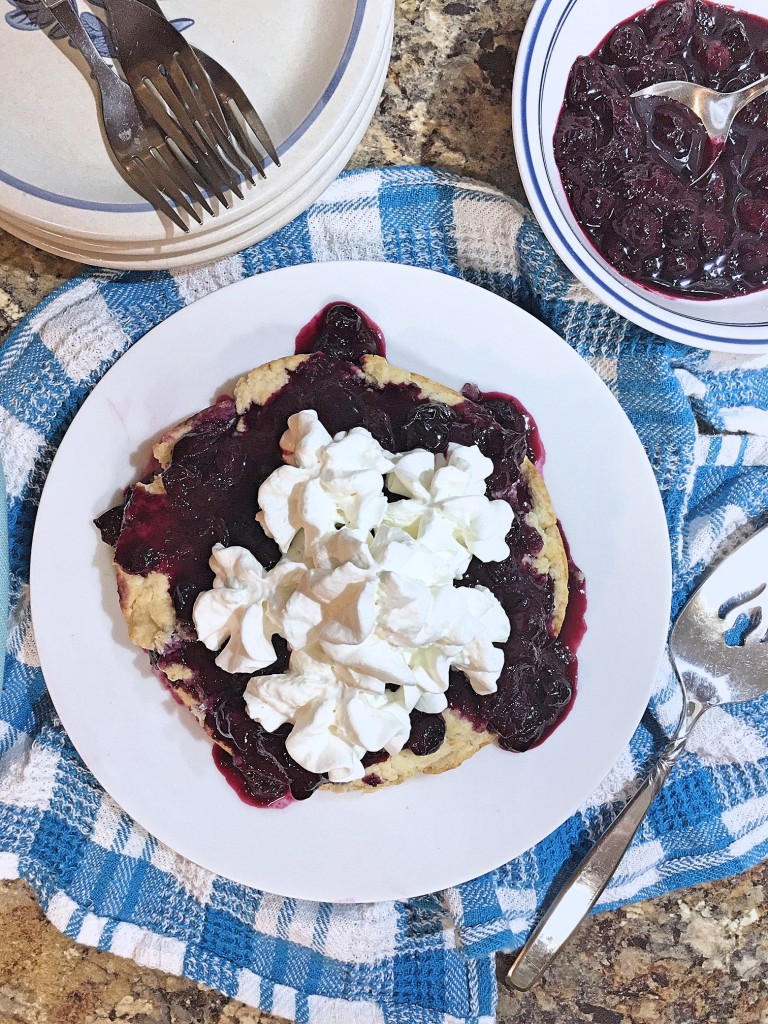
[41,0,115,91]
[506,695,706,992]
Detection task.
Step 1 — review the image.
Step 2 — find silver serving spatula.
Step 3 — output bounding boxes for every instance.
[507,522,768,991]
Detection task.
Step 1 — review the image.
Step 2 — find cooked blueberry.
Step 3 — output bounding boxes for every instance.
[578,186,615,226]
[756,40,768,73]
[614,206,663,255]
[701,40,732,73]
[721,18,750,60]
[699,210,730,255]
[738,198,768,236]
[399,402,456,451]
[732,239,768,282]
[406,712,446,756]
[663,250,700,282]
[701,165,727,206]
[608,24,646,65]
[94,502,126,547]
[651,103,696,157]
[646,0,694,51]
[554,114,596,157]
[694,0,716,33]
[664,208,699,248]
[310,303,381,363]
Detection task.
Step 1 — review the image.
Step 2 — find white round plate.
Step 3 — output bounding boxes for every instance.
[31,262,671,902]
[0,24,392,269]
[513,0,768,352]
[0,0,392,257]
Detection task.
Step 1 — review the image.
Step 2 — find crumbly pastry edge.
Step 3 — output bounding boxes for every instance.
[109,351,570,794]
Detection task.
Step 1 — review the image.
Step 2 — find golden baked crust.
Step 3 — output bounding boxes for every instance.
[234,354,312,414]
[111,350,570,794]
[524,460,569,637]
[359,355,465,406]
[337,710,493,792]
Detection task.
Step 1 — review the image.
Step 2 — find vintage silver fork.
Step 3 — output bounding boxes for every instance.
[137,0,280,171]
[101,0,267,194]
[42,0,218,232]
[507,522,768,991]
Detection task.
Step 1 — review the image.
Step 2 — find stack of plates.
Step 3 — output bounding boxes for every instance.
[0,0,394,269]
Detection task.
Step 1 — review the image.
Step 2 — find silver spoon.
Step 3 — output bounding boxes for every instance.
[631,73,768,182]
[632,72,768,140]
[507,522,768,992]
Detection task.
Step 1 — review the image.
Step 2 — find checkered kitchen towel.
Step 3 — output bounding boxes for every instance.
[2,166,768,1024]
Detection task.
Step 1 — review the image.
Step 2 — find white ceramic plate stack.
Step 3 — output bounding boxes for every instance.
[0,0,394,269]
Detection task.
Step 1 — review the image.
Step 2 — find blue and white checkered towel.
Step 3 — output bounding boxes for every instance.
[1,166,768,1024]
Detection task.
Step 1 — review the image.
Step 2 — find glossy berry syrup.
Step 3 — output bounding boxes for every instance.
[555,0,768,298]
[96,303,586,806]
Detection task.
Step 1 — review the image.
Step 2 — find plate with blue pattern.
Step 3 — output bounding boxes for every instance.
[0,0,393,265]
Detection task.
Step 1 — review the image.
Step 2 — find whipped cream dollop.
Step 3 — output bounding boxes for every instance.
[193,410,514,783]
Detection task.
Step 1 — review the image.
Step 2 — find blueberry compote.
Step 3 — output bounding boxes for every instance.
[96,303,585,807]
[555,0,768,298]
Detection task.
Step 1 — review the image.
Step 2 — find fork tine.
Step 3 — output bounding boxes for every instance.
[205,117,253,189]
[211,149,245,199]
[207,68,280,167]
[240,104,281,167]
[166,57,253,187]
[169,52,270,188]
[137,79,197,163]
[212,120,258,185]
[188,140,241,202]
[150,146,207,224]
[165,144,215,216]
[137,78,238,203]
[151,128,231,212]
[144,150,203,226]
[171,47,228,137]
[166,129,233,209]
[143,72,209,156]
[126,158,189,233]
[168,54,226,145]
[194,123,245,199]
[220,101,266,179]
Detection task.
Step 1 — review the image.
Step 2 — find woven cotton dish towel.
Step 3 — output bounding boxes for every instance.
[2,166,768,1024]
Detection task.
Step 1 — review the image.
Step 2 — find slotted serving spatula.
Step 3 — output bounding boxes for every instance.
[507,522,768,991]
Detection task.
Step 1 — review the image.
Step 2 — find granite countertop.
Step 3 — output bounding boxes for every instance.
[1,2,767,1022]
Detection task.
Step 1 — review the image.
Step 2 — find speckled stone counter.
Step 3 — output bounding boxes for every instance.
[1,2,766,1022]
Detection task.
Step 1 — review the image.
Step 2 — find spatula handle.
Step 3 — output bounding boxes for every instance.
[506,694,705,992]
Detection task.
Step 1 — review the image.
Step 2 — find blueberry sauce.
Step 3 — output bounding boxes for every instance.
[462,384,545,466]
[294,301,385,360]
[555,0,768,298]
[213,747,296,809]
[97,302,586,806]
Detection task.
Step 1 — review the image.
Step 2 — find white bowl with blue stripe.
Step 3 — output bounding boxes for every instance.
[512,0,768,352]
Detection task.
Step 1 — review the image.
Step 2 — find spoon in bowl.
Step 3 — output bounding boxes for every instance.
[631,73,768,182]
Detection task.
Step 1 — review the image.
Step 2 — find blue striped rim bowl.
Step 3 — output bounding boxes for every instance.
[512,0,768,352]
